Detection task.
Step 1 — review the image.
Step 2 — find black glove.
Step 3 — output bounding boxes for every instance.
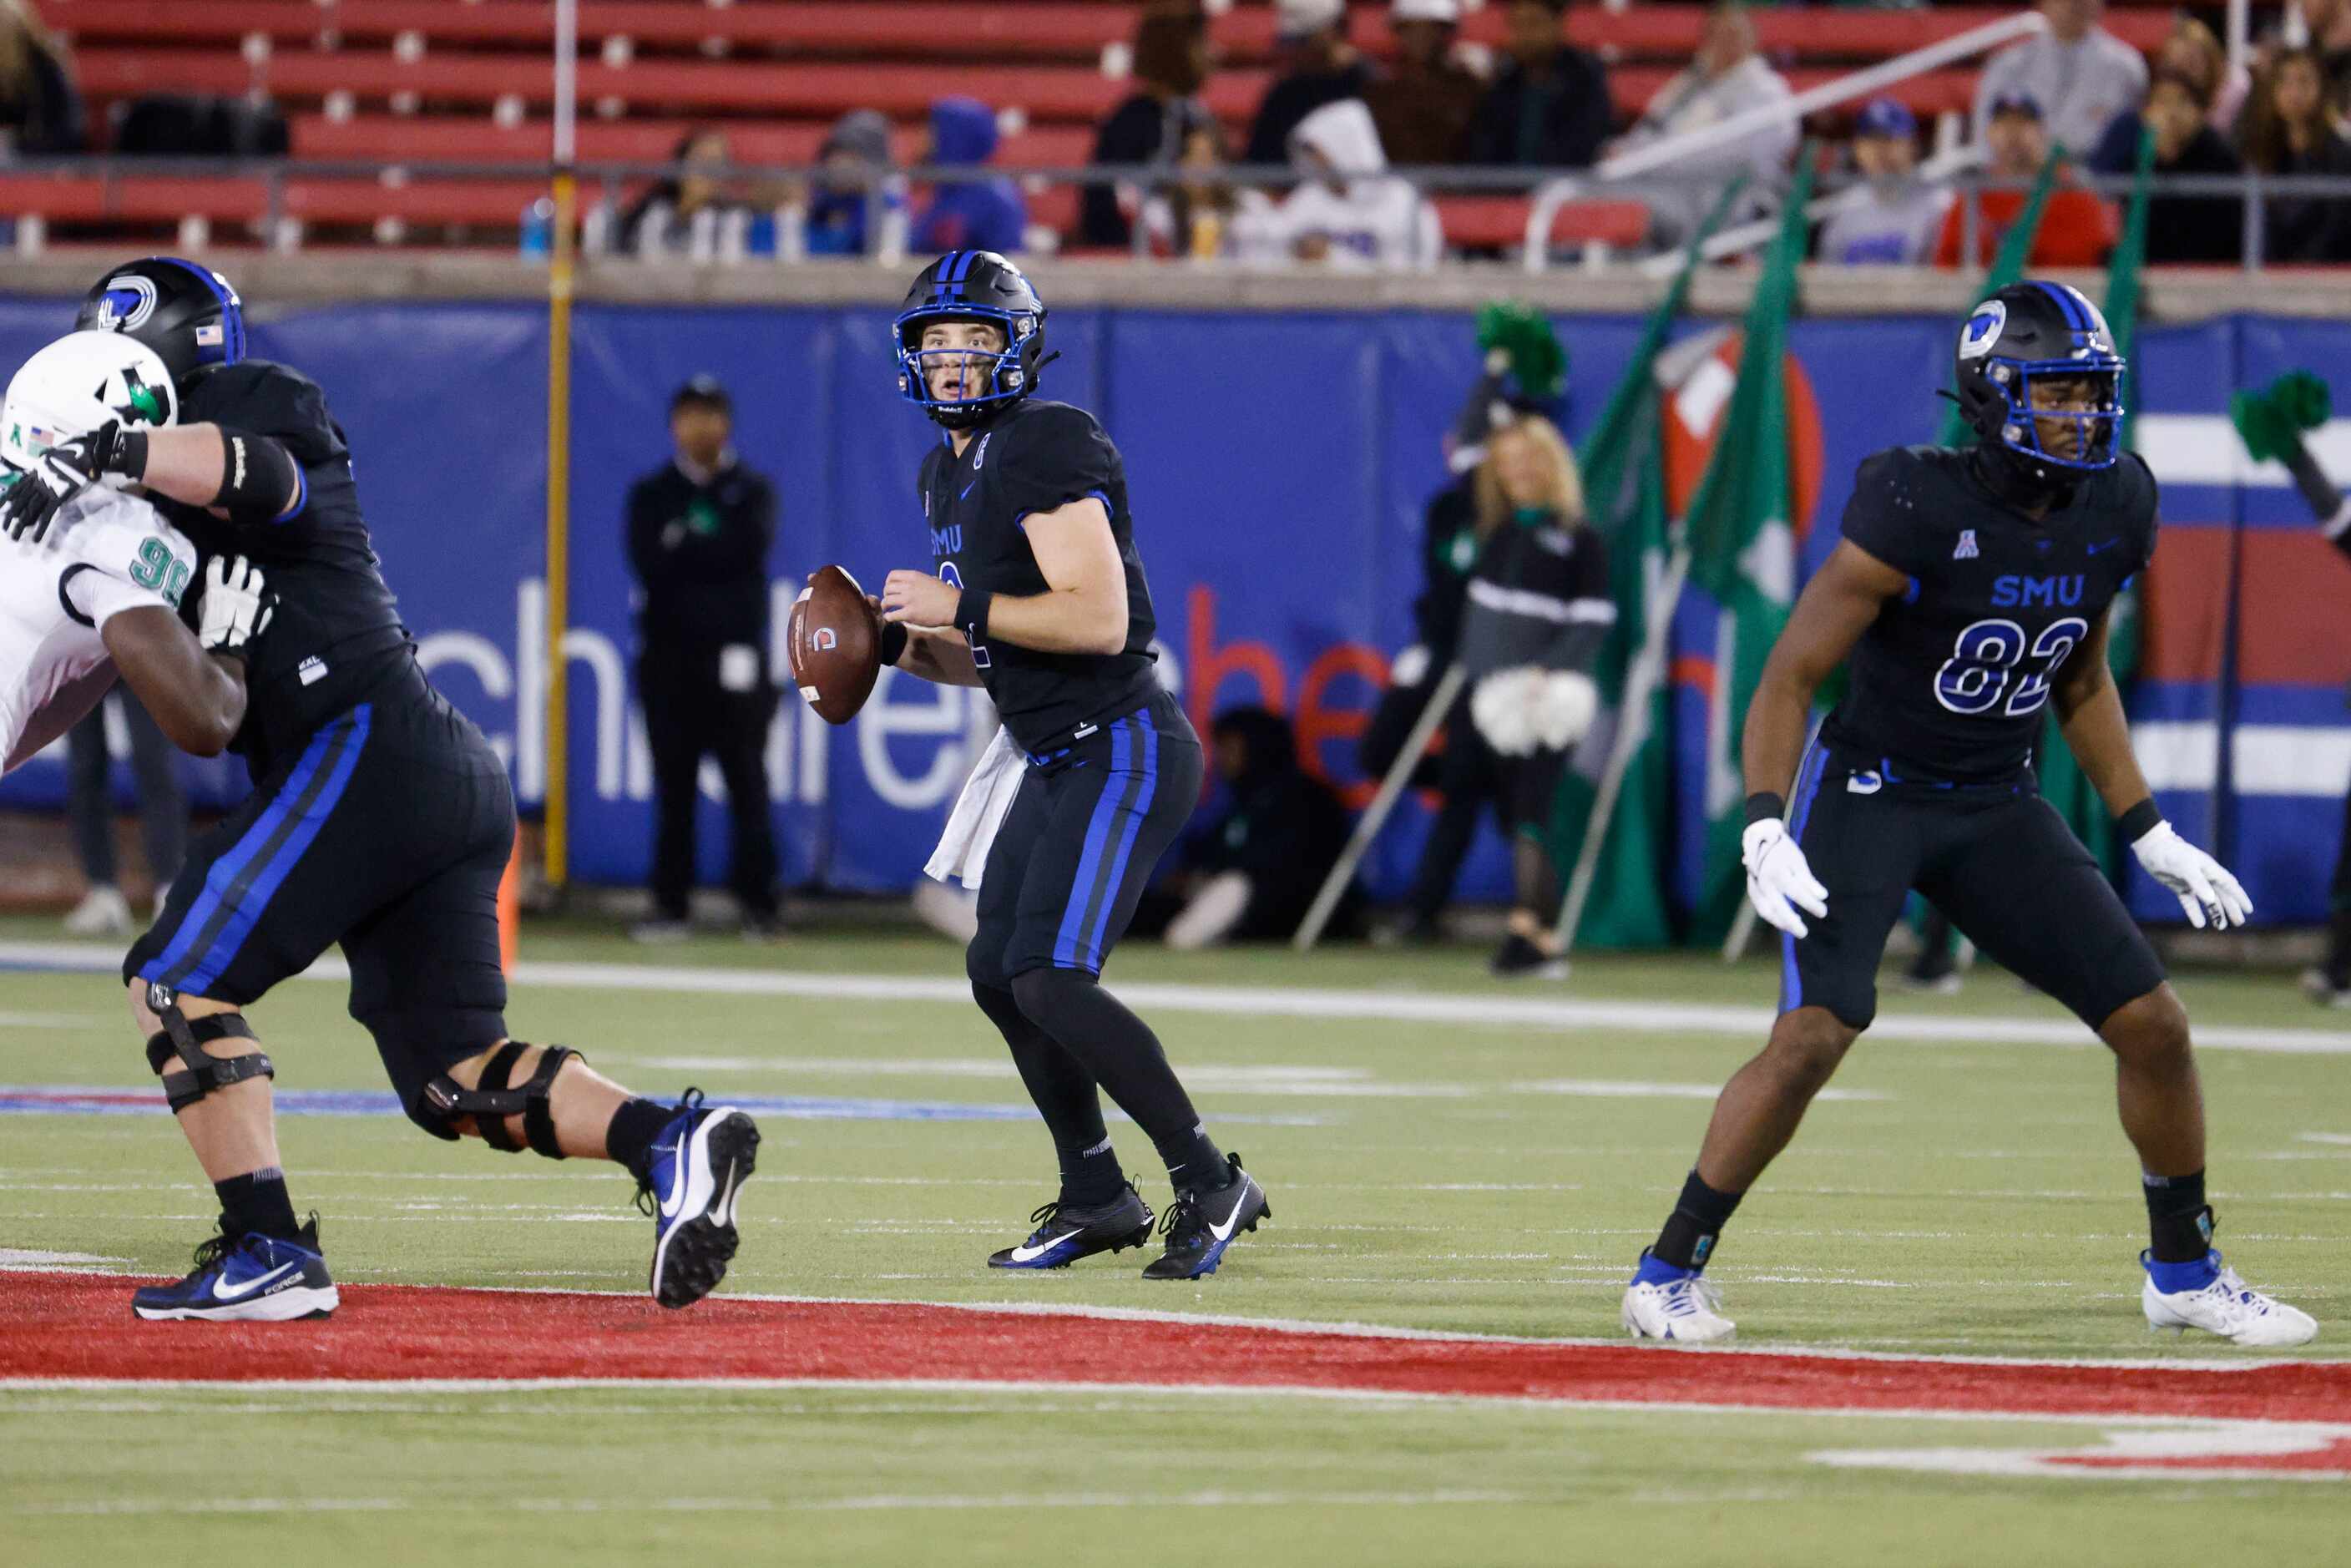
[0,422,141,544]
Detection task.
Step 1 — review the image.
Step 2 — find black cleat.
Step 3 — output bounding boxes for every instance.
[987,1182,1155,1270]
[1141,1155,1270,1281]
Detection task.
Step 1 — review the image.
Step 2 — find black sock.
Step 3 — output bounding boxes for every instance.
[1008,969,1205,1153]
[605,1098,676,1181]
[1156,1125,1230,1195]
[215,1167,301,1242]
[973,980,1121,1204]
[1651,1169,1744,1271]
[2143,1168,2213,1262]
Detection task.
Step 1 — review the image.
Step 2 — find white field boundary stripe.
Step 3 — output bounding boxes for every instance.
[13,1489,1535,1517]
[6,1376,2348,1434]
[21,1267,2336,1371]
[8,940,2349,1056]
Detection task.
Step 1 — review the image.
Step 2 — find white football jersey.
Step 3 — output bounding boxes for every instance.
[0,487,197,772]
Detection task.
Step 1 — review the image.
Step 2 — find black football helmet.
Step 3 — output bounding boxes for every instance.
[73,257,248,390]
[892,250,1048,429]
[1952,280,2126,488]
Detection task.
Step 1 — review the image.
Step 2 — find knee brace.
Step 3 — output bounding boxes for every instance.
[419,1042,579,1159]
[143,982,272,1115]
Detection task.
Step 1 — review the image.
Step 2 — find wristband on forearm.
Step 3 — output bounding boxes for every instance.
[2116,797,2163,844]
[210,428,302,517]
[110,428,149,483]
[1744,791,1787,827]
[877,620,908,667]
[956,586,991,640]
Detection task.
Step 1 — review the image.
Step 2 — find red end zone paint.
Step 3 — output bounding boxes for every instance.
[6,1273,2348,1423]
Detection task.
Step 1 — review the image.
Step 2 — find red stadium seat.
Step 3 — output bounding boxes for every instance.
[288,114,1096,171]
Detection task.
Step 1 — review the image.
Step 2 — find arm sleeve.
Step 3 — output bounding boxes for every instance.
[61,564,172,630]
[624,480,665,586]
[997,405,1118,523]
[1837,450,1939,578]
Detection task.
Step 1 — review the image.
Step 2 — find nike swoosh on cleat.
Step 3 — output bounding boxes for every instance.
[1206,1181,1255,1244]
[210,1261,298,1302]
[1009,1230,1081,1263]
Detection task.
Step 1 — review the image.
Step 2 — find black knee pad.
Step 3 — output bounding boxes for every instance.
[142,989,271,1115]
[418,1041,580,1159]
[1010,966,1095,1035]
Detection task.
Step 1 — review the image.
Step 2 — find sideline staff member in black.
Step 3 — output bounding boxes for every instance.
[625,375,782,941]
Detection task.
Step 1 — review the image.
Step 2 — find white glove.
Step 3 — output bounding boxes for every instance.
[2130,821,2252,930]
[1529,670,1598,751]
[1469,666,1544,756]
[1742,817,1829,938]
[196,555,273,656]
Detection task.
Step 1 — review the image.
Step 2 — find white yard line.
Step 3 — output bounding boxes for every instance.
[9,938,2348,1055]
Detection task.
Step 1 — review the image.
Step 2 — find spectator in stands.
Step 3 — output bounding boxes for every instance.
[625,376,783,943]
[1145,706,1360,948]
[2141,68,2244,266]
[2241,48,2351,264]
[1365,0,1486,167]
[1817,98,1951,266]
[1141,120,1282,259]
[1245,0,1375,169]
[1613,2,1797,245]
[623,129,776,260]
[796,109,908,259]
[1276,98,1443,267]
[0,0,82,154]
[2088,17,2247,175]
[61,694,186,938]
[2273,0,2351,116]
[1463,0,1611,170]
[1974,0,2146,159]
[1082,3,1215,249]
[911,96,1028,255]
[1933,93,2116,267]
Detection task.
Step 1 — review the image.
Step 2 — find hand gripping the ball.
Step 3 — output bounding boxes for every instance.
[1741,818,1829,939]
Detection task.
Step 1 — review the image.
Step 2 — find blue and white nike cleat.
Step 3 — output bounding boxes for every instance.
[1141,1155,1270,1281]
[2142,1250,2318,1347]
[1621,1251,1736,1344]
[639,1090,760,1308]
[988,1182,1155,1271]
[132,1218,338,1322]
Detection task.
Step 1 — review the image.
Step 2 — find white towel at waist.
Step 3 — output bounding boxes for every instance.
[924,726,1026,888]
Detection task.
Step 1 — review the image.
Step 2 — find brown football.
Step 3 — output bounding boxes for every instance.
[787,564,883,725]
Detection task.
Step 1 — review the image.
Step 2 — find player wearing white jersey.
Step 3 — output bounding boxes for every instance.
[0,331,270,775]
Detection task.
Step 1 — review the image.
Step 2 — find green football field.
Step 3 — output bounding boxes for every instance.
[3,918,2347,1563]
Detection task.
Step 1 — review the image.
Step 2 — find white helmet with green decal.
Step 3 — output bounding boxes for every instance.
[2,329,178,479]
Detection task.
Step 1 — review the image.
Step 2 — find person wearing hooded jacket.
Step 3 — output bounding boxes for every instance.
[1276,99,1443,268]
[1455,412,1610,979]
[911,97,1027,255]
[1154,706,1360,948]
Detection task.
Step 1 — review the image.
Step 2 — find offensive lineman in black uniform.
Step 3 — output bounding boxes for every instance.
[879,250,1271,1279]
[1618,282,2316,1347]
[0,259,759,1318]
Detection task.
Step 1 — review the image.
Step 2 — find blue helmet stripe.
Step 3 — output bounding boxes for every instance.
[2033,279,2091,337]
[155,255,245,366]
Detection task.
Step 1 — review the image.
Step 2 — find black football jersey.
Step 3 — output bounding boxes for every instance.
[163,361,411,771]
[1822,444,2157,785]
[916,398,1159,751]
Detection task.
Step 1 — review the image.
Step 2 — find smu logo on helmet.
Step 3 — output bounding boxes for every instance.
[93,275,159,332]
[1959,300,2006,360]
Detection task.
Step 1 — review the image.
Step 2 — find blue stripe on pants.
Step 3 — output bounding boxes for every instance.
[179,705,372,994]
[139,714,350,984]
[1079,713,1159,970]
[1778,744,1830,1014]
[1052,718,1131,969]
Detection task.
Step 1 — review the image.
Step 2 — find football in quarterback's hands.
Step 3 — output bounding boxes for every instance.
[787,564,882,725]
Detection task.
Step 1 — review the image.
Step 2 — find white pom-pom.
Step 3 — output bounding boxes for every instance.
[1531,670,1599,750]
[1469,667,1542,756]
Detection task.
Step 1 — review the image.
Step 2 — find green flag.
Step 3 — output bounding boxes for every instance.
[1685,151,1815,940]
[1936,147,2065,447]
[1545,180,1749,948]
[2037,125,2154,877]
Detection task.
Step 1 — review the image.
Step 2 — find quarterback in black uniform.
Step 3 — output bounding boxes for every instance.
[879,250,1270,1280]
[0,258,759,1318]
[1618,281,2315,1347]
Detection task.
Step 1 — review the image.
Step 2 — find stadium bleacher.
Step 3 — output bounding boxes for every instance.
[11,1,2187,253]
